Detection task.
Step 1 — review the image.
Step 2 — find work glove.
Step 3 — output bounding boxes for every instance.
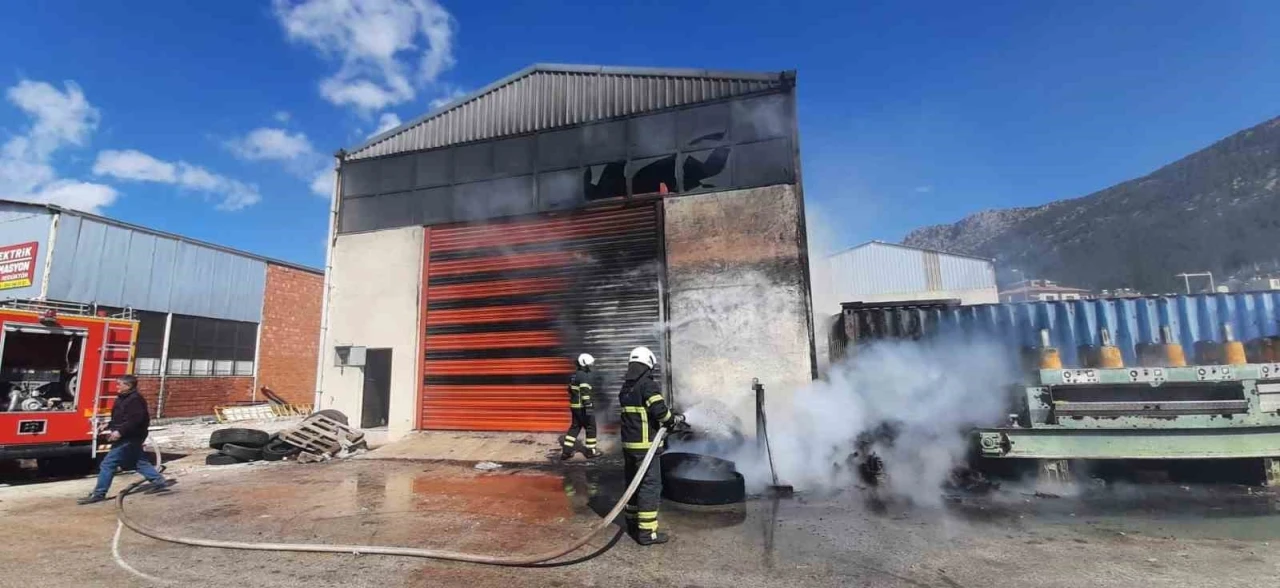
[669,413,686,429]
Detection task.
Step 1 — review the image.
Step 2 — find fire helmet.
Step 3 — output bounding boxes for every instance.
[628,346,657,369]
[577,353,595,368]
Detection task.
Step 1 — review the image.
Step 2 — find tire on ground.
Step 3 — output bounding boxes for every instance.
[219,443,264,462]
[660,452,746,506]
[209,428,271,450]
[261,439,301,462]
[205,453,241,466]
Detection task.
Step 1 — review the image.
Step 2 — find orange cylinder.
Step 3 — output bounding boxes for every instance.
[1223,341,1248,365]
[1039,348,1063,370]
[1163,344,1187,367]
[1098,346,1124,368]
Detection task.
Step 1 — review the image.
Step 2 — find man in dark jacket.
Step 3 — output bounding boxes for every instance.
[618,346,683,545]
[78,375,172,504]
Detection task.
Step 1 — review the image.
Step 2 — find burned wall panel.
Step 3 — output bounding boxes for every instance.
[337,89,797,235]
[663,184,814,434]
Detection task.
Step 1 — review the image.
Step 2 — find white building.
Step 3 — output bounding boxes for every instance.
[822,241,998,312]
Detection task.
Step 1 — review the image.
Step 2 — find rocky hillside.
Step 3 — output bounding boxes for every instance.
[904,116,1280,293]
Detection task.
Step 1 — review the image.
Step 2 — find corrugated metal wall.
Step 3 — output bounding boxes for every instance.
[0,202,53,300]
[828,242,995,301]
[842,293,1280,368]
[420,204,663,432]
[46,215,266,322]
[352,66,786,160]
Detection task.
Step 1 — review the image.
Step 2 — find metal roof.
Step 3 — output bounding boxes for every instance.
[0,198,322,275]
[828,240,995,263]
[348,63,793,161]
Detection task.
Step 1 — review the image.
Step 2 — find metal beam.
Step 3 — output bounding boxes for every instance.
[977,427,1280,459]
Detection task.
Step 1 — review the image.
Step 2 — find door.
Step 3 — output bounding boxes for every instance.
[361,349,392,429]
[419,204,665,432]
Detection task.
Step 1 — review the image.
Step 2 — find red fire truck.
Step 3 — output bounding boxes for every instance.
[0,299,136,470]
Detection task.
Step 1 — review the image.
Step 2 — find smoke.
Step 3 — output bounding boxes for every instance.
[673,336,1018,506]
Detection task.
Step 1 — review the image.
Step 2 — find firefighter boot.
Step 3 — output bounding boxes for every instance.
[560,435,576,460]
[634,529,670,546]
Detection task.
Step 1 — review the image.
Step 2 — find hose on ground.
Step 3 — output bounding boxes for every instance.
[115,428,668,567]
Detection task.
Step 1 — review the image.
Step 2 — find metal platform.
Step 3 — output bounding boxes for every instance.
[977,427,1280,460]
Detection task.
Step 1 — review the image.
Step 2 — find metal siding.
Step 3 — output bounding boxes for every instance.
[120,231,158,306]
[145,237,178,312]
[94,221,134,306]
[45,213,81,300]
[0,203,53,300]
[351,66,786,160]
[845,292,1280,368]
[829,243,995,302]
[420,204,663,432]
[47,216,266,322]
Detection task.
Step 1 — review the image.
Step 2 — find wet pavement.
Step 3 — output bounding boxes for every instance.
[2,457,1279,587]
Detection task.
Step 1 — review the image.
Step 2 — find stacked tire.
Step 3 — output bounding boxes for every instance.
[207,428,301,465]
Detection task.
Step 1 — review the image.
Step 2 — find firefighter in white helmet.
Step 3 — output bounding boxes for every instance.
[560,353,602,460]
[618,345,683,545]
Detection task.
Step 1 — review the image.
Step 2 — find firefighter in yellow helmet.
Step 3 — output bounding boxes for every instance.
[618,346,683,545]
[560,353,602,460]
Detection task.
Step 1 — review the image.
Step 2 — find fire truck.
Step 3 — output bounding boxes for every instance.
[0,299,137,470]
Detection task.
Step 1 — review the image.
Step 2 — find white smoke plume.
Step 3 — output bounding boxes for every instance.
[674,336,1018,506]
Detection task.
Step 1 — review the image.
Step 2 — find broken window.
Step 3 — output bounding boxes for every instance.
[630,155,677,196]
[681,147,732,192]
[584,161,627,200]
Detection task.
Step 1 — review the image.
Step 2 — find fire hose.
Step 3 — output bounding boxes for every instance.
[113,427,668,575]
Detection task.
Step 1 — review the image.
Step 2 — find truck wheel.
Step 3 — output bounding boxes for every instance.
[37,456,95,477]
[209,428,270,450]
[219,443,264,462]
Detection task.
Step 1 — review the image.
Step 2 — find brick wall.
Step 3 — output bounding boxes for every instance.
[256,264,324,406]
[137,376,254,418]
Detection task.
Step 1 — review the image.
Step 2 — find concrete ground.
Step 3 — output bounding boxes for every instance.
[1,454,1278,588]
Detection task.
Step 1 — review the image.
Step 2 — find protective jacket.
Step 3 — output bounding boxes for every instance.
[618,362,674,453]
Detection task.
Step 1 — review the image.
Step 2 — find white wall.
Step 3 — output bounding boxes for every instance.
[319,227,423,440]
[664,185,815,435]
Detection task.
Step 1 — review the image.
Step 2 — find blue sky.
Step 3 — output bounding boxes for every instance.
[2,1,1279,267]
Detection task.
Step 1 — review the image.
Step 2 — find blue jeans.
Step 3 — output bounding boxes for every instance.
[92,439,164,497]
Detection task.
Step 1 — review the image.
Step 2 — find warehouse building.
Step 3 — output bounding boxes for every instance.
[1,199,322,417]
[317,64,816,438]
[823,241,998,308]
[813,241,997,369]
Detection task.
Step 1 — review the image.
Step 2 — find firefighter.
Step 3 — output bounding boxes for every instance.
[561,353,602,460]
[619,346,683,545]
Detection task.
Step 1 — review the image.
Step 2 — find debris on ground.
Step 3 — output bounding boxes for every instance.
[203,410,365,466]
[474,461,503,471]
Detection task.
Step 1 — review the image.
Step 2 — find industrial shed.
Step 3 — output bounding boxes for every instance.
[317,64,817,439]
[0,199,323,417]
[824,241,998,308]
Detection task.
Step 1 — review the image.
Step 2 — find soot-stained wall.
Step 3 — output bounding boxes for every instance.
[663,184,815,434]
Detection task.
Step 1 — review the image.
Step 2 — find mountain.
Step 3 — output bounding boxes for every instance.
[903,116,1280,293]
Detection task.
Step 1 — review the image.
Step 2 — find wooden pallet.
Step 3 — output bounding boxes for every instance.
[282,415,366,462]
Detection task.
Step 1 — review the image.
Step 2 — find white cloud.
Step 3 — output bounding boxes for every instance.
[915,185,934,194]
[428,85,467,110]
[226,126,332,198]
[368,112,402,138]
[227,128,315,162]
[0,80,118,212]
[272,0,456,112]
[311,169,334,197]
[91,149,177,182]
[93,149,261,211]
[273,110,292,123]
